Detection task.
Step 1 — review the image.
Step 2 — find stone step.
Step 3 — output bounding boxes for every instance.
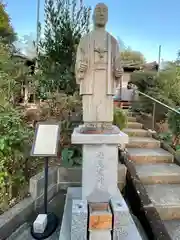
[127,148,173,164]
[135,163,180,184]
[127,122,143,129]
[127,117,137,122]
[123,128,149,137]
[145,184,180,220]
[126,137,160,149]
[164,219,180,240]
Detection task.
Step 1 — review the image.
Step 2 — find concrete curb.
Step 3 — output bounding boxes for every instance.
[0,197,34,239]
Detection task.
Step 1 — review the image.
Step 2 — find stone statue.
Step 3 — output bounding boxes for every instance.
[75,3,123,128]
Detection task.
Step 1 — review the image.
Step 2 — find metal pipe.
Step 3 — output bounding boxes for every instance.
[34,0,40,103]
[44,156,49,214]
[136,90,180,115]
[36,0,40,61]
[157,45,161,76]
[152,102,156,130]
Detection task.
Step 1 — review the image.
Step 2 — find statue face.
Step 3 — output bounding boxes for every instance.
[93,3,108,27]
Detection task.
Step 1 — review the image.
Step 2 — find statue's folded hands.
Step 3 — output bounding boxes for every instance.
[115,68,124,78]
[79,62,88,73]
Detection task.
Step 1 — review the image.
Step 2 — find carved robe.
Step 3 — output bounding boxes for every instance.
[75,29,121,123]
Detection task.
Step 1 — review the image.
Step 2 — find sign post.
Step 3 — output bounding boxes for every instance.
[30,122,60,239]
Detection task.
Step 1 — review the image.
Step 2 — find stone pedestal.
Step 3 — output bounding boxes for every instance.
[59,125,143,240]
[110,196,142,239]
[72,125,128,202]
[71,200,88,240]
[59,187,143,240]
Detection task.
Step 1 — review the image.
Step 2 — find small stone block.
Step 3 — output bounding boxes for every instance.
[111,198,133,227]
[113,225,142,240]
[89,204,112,230]
[113,227,129,239]
[71,199,88,240]
[89,230,111,240]
[33,214,47,234]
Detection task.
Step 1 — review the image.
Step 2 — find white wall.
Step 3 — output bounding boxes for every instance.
[115,72,133,101]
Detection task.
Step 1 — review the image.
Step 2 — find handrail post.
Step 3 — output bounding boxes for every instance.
[152,102,156,130]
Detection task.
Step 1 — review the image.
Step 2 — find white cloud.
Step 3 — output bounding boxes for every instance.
[14,32,37,59]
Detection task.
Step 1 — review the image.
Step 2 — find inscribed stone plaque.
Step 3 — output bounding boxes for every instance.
[82,144,118,200]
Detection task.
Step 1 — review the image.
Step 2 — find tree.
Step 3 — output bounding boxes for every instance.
[38,0,91,95]
[0,39,35,105]
[120,47,146,65]
[0,2,16,43]
[156,59,180,106]
[0,40,35,209]
[131,52,180,120]
[0,41,20,105]
[131,71,157,93]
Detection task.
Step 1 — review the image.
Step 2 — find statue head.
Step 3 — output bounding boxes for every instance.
[93,3,108,28]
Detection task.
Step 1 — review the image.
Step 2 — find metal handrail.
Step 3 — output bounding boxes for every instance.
[135,90,180,115]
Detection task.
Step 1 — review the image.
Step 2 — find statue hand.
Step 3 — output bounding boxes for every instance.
[115,68,124,78]
[79,62,88,73]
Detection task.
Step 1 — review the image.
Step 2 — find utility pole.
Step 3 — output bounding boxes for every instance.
[36,0,40,68]
[34,0,40,103]
[157,45,161,76]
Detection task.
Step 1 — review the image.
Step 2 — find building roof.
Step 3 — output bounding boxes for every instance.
[122,61,159,72]
[12,53,35,62]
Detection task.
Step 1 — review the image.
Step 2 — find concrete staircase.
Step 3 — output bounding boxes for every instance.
[123,112,180,240]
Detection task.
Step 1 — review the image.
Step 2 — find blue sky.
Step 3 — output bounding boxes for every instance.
[6,0,180,62]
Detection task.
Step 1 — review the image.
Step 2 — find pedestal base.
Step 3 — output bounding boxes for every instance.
[31,213,58,239]
[71,125,129,202]
[59,187,143,240]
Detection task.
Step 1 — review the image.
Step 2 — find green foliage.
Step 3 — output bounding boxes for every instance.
[0,40,33,106]
[36,92,82,151]
[156,62,180,106]
[157,132,172,145]
[131,69,176,120]
[0,105,34,209]
[50,94,83,168]
[0,39,40,211]
[61,146,82,167]
[168,108,180,145]
[131,53,180,115]
[113,107,127,130]
[175,145,180,151]
[131,71,157,93]
[0,2,16,43]
[38,0,91,95]
[40,92,82,121]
